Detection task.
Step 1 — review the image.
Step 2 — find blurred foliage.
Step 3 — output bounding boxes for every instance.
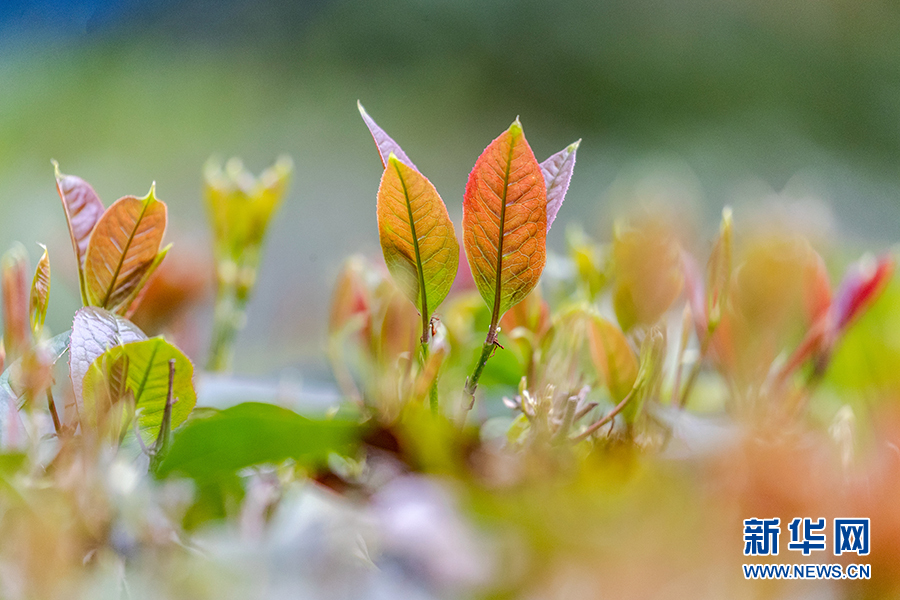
[1,1,900,598]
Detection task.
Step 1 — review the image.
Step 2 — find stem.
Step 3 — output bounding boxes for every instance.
[417,340,441,415]
[46,388,61,435]
[460,336,497,424]
[570,387,637,443]
[207,260,254,373]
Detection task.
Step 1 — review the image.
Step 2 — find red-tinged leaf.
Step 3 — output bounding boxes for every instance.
[831,254,895,332]
[2,244,30,361]
[358,101,417,170]
[122,245,171,319]
[84,184,167,313]
[463,119,547,336]
[803,248,832,325]
[53,161,105,302]
[379,281,421,362]
[29,244,50,336]
[377,155,459,326]
[328,255,371,338]
[587,314,639,401]
[540,139,579,231]
[69,307,147,411]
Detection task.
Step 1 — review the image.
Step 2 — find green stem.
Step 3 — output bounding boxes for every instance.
[460,335,497,425]
[207,257,256,373]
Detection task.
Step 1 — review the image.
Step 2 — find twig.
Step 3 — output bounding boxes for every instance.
[46,388,61,435]
[570,387,636,443]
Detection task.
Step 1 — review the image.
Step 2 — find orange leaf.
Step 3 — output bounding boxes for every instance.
[587,314,639,401]
[462,119,546,335]
[84,184,167,313]
[377,155,459,325]
[612,215,684,331]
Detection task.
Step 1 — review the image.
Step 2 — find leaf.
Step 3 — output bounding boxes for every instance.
[612,215,684,331]
[0,330,70,447]
[1,244,30,361]
[82,337,196,440]
[358,101,417,170]
[587,314,639,401]
[831,253,895,333]
[69,307,146,410]
[540,139,579,231]
[53,161,105,302]
[328,255,371,338]
[154,402,360,482]
[705,207,733,327]
[122,244,171,318]
[463,119,547,331]
[377,154,459,320]
[29,244,50,336]
[0,330,70,406]
[83,184,167,312]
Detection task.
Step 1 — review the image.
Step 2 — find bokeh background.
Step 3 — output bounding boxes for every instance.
[2,0,899,375]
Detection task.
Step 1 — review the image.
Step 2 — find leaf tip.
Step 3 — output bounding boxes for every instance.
[568,139,582,152]
[144,181,158,204]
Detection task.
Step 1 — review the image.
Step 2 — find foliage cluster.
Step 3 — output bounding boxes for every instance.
[0,105,897,599]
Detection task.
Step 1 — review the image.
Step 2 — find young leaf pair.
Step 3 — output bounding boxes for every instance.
[359,103,579,347]
[54,161,169,316]
[69,306,196,446]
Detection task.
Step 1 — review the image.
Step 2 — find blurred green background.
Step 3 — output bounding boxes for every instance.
[2,0,899,373]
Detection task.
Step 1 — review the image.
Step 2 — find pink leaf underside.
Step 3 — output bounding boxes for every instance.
[69,306,147,410]
[358,102,418,171]
[540,141,579,231]
[56,173,105,265]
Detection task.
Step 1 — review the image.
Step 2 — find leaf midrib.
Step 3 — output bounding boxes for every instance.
[490,135,515,329]
[393,160,429,321]
[99,198,152,308]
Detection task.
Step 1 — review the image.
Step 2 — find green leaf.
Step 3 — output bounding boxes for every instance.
[82,337,196,441]
[154,402,359,482]
[69,307,146,411]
